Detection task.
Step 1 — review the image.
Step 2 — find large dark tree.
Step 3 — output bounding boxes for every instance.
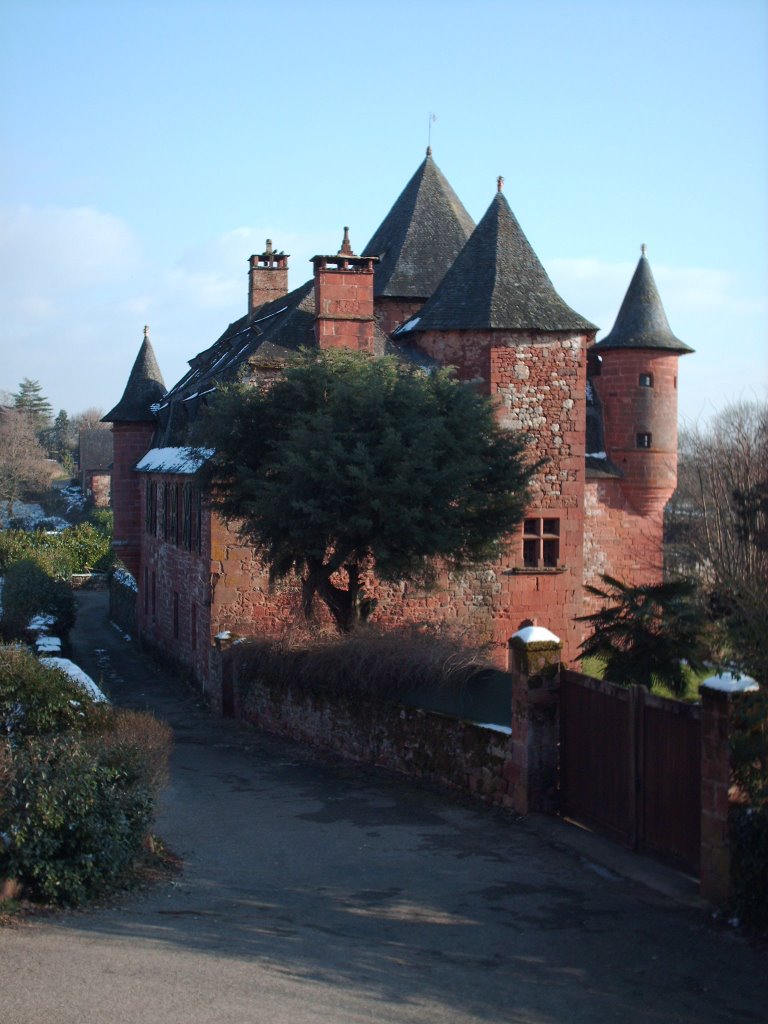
[197,350,537,632]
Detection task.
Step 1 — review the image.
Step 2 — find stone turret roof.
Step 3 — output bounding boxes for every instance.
[401,189,595,334]
[103,330,166,423]
[362,149,475,300]
[594,251,693,353]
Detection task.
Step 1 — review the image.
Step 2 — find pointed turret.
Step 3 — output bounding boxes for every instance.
[362,150,475,333]
[592,249,693,517]
[103,327,166,423]
[103,327,166,576]
[409,186,595,333]
[594,248,693,353]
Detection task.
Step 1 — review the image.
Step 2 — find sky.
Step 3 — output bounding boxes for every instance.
[1,0,766,428]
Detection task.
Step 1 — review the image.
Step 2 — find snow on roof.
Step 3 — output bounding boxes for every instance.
[701,671,759,694]
[395,316,421,335]
[135,446,214,474]
[511,625,561,645]
[113,567,137,591]
[40,657,109,702]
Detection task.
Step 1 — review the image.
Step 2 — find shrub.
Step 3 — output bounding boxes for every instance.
[235,626,491,709]
[0,514,114,578]
[0,647,173,906]
[0,644,93,738]
[0,735,154,904]
[0,560,75,640]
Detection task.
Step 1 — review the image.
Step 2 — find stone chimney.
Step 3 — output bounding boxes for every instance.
[312,228,378,353]
[248,240,289,317]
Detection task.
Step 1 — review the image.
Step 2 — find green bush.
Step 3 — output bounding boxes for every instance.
[0,514,113,578]
[0,735,153,904]
[0,645,96,738]
[0,645,173,906]
[0,560,75,640]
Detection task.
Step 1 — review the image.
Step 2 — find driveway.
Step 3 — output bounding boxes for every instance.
[1,589,765,1023]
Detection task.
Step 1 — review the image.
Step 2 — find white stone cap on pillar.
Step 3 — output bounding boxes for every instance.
[511,625,561,645]
[700,671,759,694]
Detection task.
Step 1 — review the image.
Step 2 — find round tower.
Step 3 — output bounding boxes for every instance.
[102,326,166,576]
[592,248,693,516]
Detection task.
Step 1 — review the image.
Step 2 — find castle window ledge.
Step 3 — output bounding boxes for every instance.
[504,566,568,576]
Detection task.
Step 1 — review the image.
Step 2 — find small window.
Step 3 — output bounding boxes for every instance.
[191,603,197,651]
[639,373,653,388]
[163,483,171,541]
[637,432,653,449]
[522,517,560,568]
[145,480,157,535]
[151,571,157,618]
[182,484,192,550]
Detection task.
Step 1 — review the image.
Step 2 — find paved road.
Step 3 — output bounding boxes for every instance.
[1,590,765,1023]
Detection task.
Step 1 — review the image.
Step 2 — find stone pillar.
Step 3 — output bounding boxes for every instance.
[699,673,759,906]
[508,625,563,815]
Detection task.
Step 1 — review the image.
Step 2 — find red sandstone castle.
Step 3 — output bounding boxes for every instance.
[104,151,692,688]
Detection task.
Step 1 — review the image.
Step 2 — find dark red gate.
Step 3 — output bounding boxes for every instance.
[560,670,701,873]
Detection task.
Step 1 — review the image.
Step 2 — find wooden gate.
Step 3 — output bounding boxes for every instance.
[560,670,701,873]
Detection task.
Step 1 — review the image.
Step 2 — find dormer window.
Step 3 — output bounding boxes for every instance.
[637,432,652,449]
[639,373,653,388]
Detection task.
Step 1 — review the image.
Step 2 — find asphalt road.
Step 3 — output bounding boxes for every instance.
[1,590,765,1024]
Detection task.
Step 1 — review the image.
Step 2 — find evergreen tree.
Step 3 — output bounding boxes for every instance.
[13,378,53,435]
[198,350,537,632]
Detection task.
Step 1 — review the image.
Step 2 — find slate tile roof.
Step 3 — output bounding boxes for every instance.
[362,149,475,300]
[103,332,166,423]
[594,252,693,353]
[402,190,596,334]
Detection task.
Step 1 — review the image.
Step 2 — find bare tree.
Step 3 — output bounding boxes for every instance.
[71,407,108,432]
[0,409,55,519]
[668,401,768,680]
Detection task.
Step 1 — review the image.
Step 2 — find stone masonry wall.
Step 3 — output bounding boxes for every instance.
[582,478,664,613]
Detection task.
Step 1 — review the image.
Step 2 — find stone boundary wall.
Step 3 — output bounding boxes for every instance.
[243,677,519,809]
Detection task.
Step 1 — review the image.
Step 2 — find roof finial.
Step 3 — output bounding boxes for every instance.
[641,243,647,258]
[497,175,504,193]
[338,226,354,256]
[143,325,149,340]
[426,145,432,156]
[265,238,273,255]
[427,112,436,152]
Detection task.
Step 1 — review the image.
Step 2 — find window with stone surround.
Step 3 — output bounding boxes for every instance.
[522,517,560,568]
[636,432,653,449]
[163,483,171,541]
[182,484,192,550]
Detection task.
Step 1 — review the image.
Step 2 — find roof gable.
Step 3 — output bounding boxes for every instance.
[103,333,166,423]
[362,150,475,300]
[594,252,693,353]
[407,191,595,334]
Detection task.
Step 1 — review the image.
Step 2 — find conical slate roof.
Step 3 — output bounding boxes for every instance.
[407,189,595,333]
[362,149,475,299]
[103,329,167,422]
[595,251,693,353]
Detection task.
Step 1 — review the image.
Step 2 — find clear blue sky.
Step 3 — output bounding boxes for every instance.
[1,0,766,426]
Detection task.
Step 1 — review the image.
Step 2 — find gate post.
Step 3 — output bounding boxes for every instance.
[699,673,759,906]
[508,625,562,815]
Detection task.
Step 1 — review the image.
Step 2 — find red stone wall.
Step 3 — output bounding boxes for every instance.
[110,423,156,577]
[583,477,664,613]
[137,475,213,685]
[374,297,425,336]
[593,350,680,515]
